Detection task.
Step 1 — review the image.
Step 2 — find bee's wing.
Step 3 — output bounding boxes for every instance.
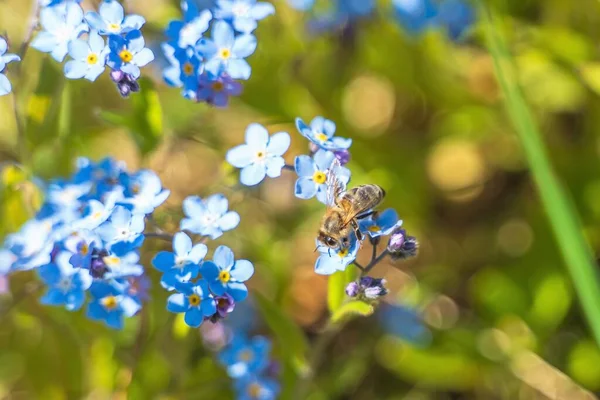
[326,158,346,207]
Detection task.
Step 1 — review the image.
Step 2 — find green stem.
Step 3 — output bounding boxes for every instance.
[483,4,600,345]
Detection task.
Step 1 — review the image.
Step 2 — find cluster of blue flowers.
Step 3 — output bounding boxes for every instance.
[30,0,153,96]
[0,156,252,329]
[161,0,275,107]
[0,37,21,96]
[226,116,419,300]
[286,0,475,41]
[218,333,279,399]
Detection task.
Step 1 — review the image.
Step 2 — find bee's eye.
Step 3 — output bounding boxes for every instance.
[326,237,337,247]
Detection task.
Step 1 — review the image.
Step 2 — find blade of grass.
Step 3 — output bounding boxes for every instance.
[482,4,600,345]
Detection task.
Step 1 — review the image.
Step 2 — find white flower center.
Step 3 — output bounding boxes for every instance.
[175,256,187,268]
[202,213,218,226]
[58,277,72,292]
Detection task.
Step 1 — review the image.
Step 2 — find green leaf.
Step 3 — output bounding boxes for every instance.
[327,268,357,313]
[331,301,374,324]
[130,78,164,156]
[253,292,308,372]
[483,3,600,346]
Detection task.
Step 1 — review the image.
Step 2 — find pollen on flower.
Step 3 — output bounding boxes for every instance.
[255,151,266,162]
[188,293,201,306]
[86,53,98,65]
[101,295,119,310]
[92,211,103,220]
[218,270,231,283]
[368,225,381,233]
[247,382,262,398]
[338,248,349,258]
[238,349,255,362]
[218,48,231,59]
[211,81,224,92]
[80,243,90,255]
[108,23,121,32]
[103,256,120,267]
[131,184,141,194]
[182,62,194,76]
[315,132,328,142]
[312,171,327,184]
[119,49,133,63]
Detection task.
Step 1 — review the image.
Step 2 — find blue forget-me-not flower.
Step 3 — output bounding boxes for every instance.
[166,0,213,49]
[180,194,240,239]
[87,280,141,329]
[152,232,208,288]
[38,252,93,311]
[85,0,146,35]
[226,123,290,186]
[64,30,109,81]
[314,233,359,275]
[359,208,402,238]
[202,245,254,301]
[295,116,352,152]
[107,29,154,79]
[219,334,271,378]
[216,0,275,33]
[294,149,350,204]
[167,280,216,327]
[31,2,89,62]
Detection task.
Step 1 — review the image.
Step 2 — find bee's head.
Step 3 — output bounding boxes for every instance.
[318,231,339,249]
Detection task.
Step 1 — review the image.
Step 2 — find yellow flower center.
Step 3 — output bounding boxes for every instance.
[368,225,381,233]
[247,383,262,398]
[255,151,265,161]
[238,349,254,362]
[212,81,224,92]
[338,248,349,258]
[315,132,328,142]
[218,270,231,283]
[219,48,231,59]
[92,211,103,220]
[182,62,194,76]
[108,23,121,32]
[188,294,201,306]
[103,256,120,267]
[131,184,141,194]
[312,171,326,184]
[81,243,89,255]
[86,53,98,65]
[119,49,133,63]
[101,295,118,310]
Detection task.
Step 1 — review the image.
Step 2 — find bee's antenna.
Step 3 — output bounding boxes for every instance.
[313,245,319,253]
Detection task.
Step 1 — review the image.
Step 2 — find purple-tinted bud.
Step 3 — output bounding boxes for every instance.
[50,245,60,262]
[334,149,351,165]
[359,276,374,287]
[110,69,124,82]
[387,229,406,252]
[118,82,131,98]
[90,248,109,278]
[345,281,360,297]
[364,286,384,299]
[266,360,281,377]
[388,228,419,261]
[215,293,235,318]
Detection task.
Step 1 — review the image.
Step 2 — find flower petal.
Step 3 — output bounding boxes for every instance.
[182,195,206,218]
[0,73,13,96]
[265,156,285,178]
[230,260,254,282]
[184,307,204,327]
[212,20,234,48]
[232,34,257,58]
[206,194,228,216]
[313,149,335,171]
[266,132,290,156]
[240,163,266,186]
[226,144,253,168]
[99,0,124,24]
[227,281,248,301]
[295,155,316,177]
[295,177,317,199]
[152,251,175,272]
[218,211,240,231]
[167,292,188,313]
[227,58,251,80]
[173,232,193,256]
[188,243,208,264]
[213,245,235,269]
[132,48,154,67]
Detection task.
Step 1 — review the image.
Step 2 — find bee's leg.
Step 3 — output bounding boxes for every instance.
[356,210,376,220]
[351,219,363,241]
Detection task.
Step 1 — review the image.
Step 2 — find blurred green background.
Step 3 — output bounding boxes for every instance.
[2,0,600,398]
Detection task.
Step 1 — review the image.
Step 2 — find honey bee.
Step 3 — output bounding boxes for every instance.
[317,159,386,250]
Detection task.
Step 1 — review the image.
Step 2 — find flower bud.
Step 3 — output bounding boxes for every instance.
[345,281,360,297]
[388,228,419,261]
[333,149,351,165]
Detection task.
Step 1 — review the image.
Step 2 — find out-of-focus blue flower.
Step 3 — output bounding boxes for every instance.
[107,30,154,79]
[31,3,89,62]
[96,206,145,251]
[216,0,275,33]
[196,71,242,107]
[101,251,144,279]
[75,193,121,231]
[165,1,212,49]
[1,219,55,271]
[226,123,290,186]
[171,47,203,94]
[120,170,170,215]
[286,0,314,11]
[39,0,82,6]
[161,43,182,87]
[437,0,475,41]
[314,233,359,275]
[85,0,145,35]
[294,149,350,204]
[126,274,151,303]
[38,252,92,311]
[379,302,431,345]
[359,208,401,238]
[180,194,240,239]
[295,117,352,151]
[219,335,271,378]
[0,37,21,96]
[392,0,438,35]
[196,21,256,80]
[337,0,375,17]
[63,229,101,268]
[167,280,216,327]
[152,232,207,288]
[202,245,253,301]
[87,280,141,329]
[234,375,280,400]
[64,30,109,81]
